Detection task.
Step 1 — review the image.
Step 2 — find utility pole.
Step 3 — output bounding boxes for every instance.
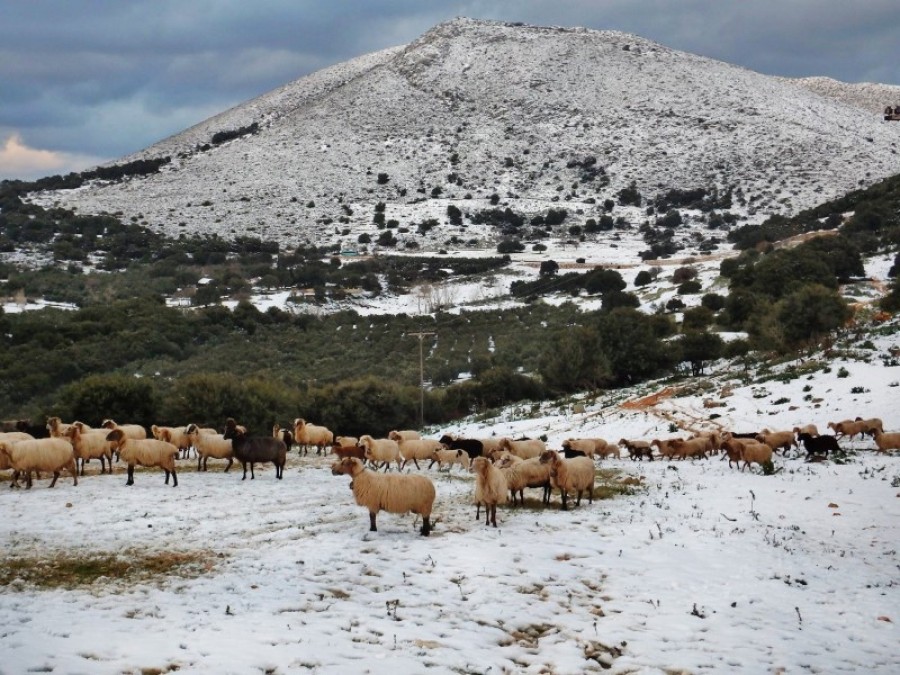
[409,331,435,428]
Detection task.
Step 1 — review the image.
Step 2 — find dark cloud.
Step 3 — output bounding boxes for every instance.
[2,0,898,180]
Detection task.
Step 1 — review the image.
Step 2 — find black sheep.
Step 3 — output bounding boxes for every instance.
[223,418,287,479]
[438,434,483,464]
[797,432,841,459]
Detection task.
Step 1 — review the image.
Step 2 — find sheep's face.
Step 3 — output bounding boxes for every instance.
[538,450,557,465]
[470,457,488,473]
[331,457,361,476]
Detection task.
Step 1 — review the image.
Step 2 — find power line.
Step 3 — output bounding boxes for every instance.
[408,331,436,428]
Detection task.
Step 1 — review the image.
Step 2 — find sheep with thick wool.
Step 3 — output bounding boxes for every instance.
[670,437,712,460]
[739,442,774,472]
[755,429,797,454]
[186,424,233,471]
[793,424,819,438]
[64,425,114,475]
[471,456,508,527]
[539,450,594,511]
[872,429,900,453]
[497,454,551,506]
[151,424,192,459]
[856,417,884,436]
[651,438,682,460]
[619,438,653,461]
[429,447,468,472]
[331,456,435,536]
[498,437,546,460]
[398,438,444,470]
[0,438,78,488]
[293,418,334,456]
[107,429,179,487]
[827,419,867,441]
[358,434,401,472]
[562,438,615,459]
[0,431,35,444]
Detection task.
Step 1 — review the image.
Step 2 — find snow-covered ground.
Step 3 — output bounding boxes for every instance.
[1,320,898,674]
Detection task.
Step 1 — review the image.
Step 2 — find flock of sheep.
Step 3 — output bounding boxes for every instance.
[0,415,897,537]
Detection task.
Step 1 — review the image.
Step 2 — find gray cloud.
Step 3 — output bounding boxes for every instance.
[2,0,898,180]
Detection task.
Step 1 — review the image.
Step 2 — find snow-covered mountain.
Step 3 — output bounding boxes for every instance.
[35,17,900,253]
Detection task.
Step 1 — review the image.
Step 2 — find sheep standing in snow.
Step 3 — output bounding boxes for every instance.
[498,437,546,460]
[107,429,179,486]
[562,438,614,460]
[619,438,653,461]
[539,450,595,511]
[755,430,796,455]
[331,456,435,536]
[438,434,484,467]
[872,429,900,453]
[0,438,78,488]
[428,447,469,472]
[471,456,508,527]
[496,453,551,506]
[293,418,334,456]
[739,442,774,472]
[151,424,192,459]
[397,437,444,470]
[186,424,233,472]
[64,425,114,475]
[358,434,401,472]
[223,418,287,480]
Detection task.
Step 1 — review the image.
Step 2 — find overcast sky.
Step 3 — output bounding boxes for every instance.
[2,0,899,181]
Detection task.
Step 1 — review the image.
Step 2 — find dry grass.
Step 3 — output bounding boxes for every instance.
[0,548,217,589]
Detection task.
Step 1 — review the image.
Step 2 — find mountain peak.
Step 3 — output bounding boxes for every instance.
[32,19,900,254]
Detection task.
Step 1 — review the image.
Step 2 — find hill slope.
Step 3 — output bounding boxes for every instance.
[35,18,900,252]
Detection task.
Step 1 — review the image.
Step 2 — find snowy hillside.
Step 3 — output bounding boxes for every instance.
[1,315,898,674]
[33,17,900,257]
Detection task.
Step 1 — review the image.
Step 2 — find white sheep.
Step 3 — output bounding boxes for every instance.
[793,424,819,438]
[651,438,682,460]
[872,429,900,453]
[856,417,884,436]
[756,429,797,455]
[739,442,774,472]
[151,424,193,459]
[471,456,508,527]
[563,437,617,459]
[0,438,78,488]
[539,450,595,511]
[358,434,401,472]
[497,454,551,506]
[293,418,334,456]
[331,456,435,535]
[186,424,234,471]
[428,447,469,472]
[107,429,179,487]
[670,437,712,460]
[498,437,546,460]
[46,417,89,438]
[64,425,114,475]
[398,438,444,470]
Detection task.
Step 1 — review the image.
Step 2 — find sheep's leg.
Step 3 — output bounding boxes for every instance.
[250,462,256,479]
[241,462,248,480]
[413,458,421,470]
[171,469,178,487]
[560,490,569,511]
[369,512,378,532]
[428,459,437,470]
[490,505,498,528]
[476,502,482,520]
[126,465,135,486]
[197,455,202,472]
[224,458,232,472]
[420,517,431,536]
